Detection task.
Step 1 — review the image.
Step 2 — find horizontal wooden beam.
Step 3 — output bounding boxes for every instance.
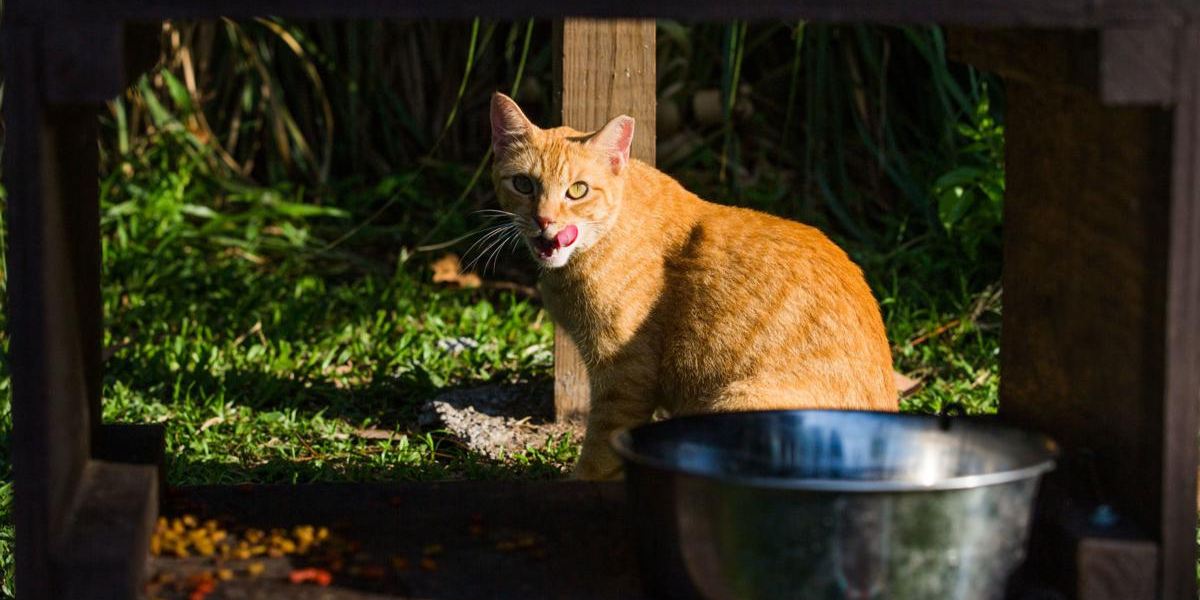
[41,21,124,105]
[2,0,1193,27]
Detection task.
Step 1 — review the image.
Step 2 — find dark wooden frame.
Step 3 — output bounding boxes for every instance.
[3,1,1198,599]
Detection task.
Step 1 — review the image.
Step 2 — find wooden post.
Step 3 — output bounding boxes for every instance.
[4,21,160,600]
[3,25,97,599]
[952,27,1199,599]
[1160,22,1200,600]
[552,19,655,422]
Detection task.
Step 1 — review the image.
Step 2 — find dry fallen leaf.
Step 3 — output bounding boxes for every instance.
[893,371,923,398]
[431,254,482,289]
[199,416,224,432]
[351,428,397,441]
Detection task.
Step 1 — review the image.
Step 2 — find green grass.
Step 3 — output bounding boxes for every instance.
[98,173,574,488]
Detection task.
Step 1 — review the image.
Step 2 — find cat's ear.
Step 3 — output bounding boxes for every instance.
[587,115,635,175]
[491,92,535,157]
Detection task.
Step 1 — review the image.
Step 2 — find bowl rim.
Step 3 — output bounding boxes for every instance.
[609,409,1058,492]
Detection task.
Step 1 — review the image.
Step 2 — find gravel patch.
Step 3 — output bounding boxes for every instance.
[418,383,582,459]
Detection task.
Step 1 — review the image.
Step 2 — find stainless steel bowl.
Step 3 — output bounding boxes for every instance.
[612,410,1057,600]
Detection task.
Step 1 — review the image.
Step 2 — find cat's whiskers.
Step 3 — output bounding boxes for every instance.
[462,223,521,274]
[472,208,522,220]
[460,223,518,274]
[485,226,526,274]
[459,223,515,260]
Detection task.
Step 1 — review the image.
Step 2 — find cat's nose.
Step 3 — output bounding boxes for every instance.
[536,217,554,231]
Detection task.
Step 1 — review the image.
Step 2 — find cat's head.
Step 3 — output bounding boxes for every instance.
[489,92,634,269]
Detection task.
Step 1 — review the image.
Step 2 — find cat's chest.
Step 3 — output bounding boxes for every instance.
[539,262,661,359]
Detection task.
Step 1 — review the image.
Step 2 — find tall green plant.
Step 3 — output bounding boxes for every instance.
[655,22,1005,293]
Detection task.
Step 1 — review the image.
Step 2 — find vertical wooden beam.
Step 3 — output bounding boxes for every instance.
[1000,45,1173,534]
[552,19,655,422]
[1160,22,1200,600]
[4,20,159,600]
[3,23,99,600]
[954,27,1199,597]
[968,26,1200,598]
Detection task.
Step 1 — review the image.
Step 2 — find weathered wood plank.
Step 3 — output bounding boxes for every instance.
[52,461,158,600]
[1077,537,1159,600]
[949,28,1097,96]
[3,0,1192,27]
[994,26,1172,593]
[1160,22,1200,600]
[1100,26,1177,105]
[42,21,124,104]
[552,19,655,423]
[553,333,591,423]
[2,24,107,600]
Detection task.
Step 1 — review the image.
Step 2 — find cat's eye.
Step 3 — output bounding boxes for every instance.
[566,181,589,200]
[511,175,535,195]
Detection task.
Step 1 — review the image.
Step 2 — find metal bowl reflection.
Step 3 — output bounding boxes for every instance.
[612,410,1056,600]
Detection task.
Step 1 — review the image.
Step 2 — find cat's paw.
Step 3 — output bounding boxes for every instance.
[570,459,624,481]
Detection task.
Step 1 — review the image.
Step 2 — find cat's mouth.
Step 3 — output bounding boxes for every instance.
[531,224,579,259]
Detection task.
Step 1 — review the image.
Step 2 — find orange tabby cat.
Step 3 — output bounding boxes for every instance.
[489,93,897,480]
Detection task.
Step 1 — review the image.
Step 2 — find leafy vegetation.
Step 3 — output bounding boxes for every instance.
[0,20,1006,597]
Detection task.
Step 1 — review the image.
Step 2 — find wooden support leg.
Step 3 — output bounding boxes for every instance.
[3,22,158,600]
[4,25,98,600]
[951,28,1199,599]
[552,18,656,423]
[1160,23,1200,600]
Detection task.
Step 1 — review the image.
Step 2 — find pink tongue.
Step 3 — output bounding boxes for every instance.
[556,225,578,247]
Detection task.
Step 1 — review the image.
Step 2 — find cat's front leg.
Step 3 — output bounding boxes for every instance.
[572,363,658,480]
[573,402,649,480]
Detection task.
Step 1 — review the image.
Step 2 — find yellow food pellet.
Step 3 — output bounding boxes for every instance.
[246,562,265,577]
[205,520,220,531]
[150,536,162,556]
[216,569,234,581]
[182,515,198,527]
[195,541,216,557]
[250,545,267,556]
[245,529,264,543]
[172,546,190,558]
[316,527,330,540]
